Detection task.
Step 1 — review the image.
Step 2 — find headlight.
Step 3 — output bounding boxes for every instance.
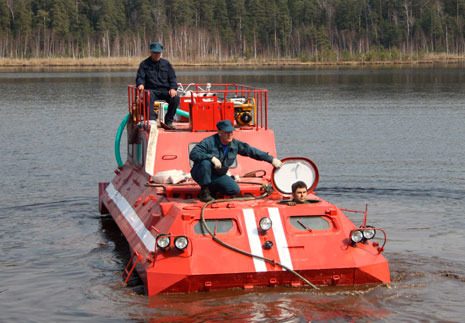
[157,236,170,249]
[362,227,376,240]
[174,236,189,250]
[259,217,272,231]
[350,230,364,243]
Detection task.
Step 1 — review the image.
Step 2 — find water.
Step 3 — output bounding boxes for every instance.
[0,66,464,322]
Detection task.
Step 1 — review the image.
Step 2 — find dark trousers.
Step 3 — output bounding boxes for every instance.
[191,160,240,196]
[147,89,180,124]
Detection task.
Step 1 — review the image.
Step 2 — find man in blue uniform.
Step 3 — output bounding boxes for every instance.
[190,120,283,202]
[136,42,179,130]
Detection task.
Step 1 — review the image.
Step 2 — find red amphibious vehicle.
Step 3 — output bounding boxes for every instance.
[98,83,390,296]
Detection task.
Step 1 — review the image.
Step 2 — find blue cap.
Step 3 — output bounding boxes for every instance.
[150,42,163,53]
[217,120,235,132]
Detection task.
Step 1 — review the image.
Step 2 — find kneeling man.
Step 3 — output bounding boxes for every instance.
[190,120,283,202]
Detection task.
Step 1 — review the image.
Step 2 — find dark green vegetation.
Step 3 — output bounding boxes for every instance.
[1,0,465,62]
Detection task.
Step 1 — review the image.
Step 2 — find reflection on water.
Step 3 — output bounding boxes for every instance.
[145,286,391,322]
[0,66,464,322]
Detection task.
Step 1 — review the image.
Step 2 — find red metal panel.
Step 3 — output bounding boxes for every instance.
[190,101,215,131]
[178,97,191,122]
[98,182,109,214]
[152,129,276,175]
[212,102,235,126]
[190,99,234,131]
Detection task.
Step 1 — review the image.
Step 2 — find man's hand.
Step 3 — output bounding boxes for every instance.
[137,84,144,91]
[169,89,177,97]
[211,156,222,169]
[272,158,283,169]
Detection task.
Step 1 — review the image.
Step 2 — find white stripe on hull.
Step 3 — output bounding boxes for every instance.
[243,208,267,272]
[268,207,293,270]
[105,185,293,272]
[145,123,159,176]
[106,183,156,252]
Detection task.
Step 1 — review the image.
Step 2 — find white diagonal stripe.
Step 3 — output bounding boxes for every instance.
[145,123,158,176]
[106,183,156,252]
[243,208,267,272]
[268,207,293,270]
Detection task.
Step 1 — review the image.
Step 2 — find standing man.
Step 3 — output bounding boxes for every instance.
[190,120,283,202]
[136,42,179,130]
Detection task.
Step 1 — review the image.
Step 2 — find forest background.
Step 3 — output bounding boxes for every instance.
[1,0,465,65]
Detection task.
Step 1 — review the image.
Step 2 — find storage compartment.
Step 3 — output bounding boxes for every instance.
[190,97,234,131]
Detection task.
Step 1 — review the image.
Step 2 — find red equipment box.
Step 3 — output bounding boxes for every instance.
[179,97,191,122]
[190,97,234,131]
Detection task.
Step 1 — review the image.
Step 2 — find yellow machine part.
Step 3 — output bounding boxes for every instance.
[234,98,256,126]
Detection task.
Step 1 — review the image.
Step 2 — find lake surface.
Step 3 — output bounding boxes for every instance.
[0,65,464,322]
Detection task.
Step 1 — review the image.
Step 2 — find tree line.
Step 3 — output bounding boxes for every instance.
[1,0,465,62]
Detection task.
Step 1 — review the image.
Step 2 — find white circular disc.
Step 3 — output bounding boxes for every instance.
[272,159,317,194]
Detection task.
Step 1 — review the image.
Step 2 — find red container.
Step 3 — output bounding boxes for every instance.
[190,96,234,131]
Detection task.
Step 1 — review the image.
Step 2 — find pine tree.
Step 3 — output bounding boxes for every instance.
[0,0,10,35]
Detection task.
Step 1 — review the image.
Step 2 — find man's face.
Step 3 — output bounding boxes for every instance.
[218,130,234,145]
[293,187,307,203]
[151,52,162,62]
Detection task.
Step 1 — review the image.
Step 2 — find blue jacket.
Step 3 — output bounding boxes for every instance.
[190,134,274,175]
[136,57,177,91]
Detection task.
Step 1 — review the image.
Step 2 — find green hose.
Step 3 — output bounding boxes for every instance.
[115,107,186,167]
[163,105,189,118]
[115,113,130,168]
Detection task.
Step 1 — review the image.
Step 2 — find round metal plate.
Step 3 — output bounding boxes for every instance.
[271,157,319,194]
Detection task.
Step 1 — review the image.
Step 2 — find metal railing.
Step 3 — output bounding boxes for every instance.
[128,83,269,130]
[178,83,268,130]
[128,85,150,130]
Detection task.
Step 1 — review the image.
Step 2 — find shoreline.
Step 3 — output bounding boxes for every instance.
[1,54,465,68]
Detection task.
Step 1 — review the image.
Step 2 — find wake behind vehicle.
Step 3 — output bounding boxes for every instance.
[98,83,390,296]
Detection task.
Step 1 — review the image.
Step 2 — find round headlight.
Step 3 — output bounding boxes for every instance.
[362,227,376,240]
[174,236,189,250]
[350,230,364,243]
[259,217,272,231]
[157,236,170,249]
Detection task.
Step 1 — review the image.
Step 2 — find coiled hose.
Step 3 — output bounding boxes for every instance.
[115,113,130,168]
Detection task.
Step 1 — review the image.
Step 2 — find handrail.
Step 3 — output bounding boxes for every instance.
[128,84,269,130]
[177,83,268,130]
[128,85,150,130]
